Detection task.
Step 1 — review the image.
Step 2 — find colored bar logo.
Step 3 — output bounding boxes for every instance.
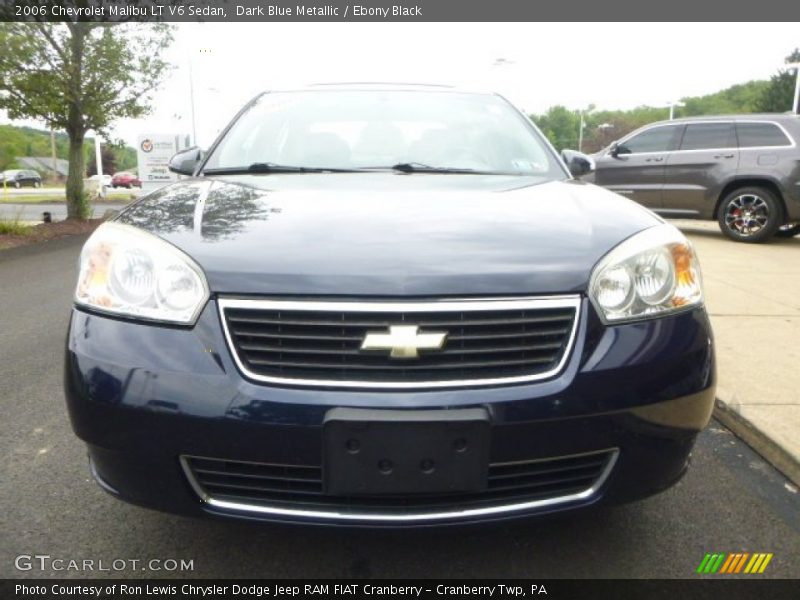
[697,553,773,574]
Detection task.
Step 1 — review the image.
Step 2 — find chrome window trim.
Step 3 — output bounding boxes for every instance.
[217,295,581,389]
[606,119,796,157]
[180,448,618,523]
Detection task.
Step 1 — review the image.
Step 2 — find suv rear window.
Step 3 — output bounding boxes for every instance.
[736,122,792,148]
[679,123,736,150]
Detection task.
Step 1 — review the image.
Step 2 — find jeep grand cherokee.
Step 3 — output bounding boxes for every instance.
[587,114,800,243]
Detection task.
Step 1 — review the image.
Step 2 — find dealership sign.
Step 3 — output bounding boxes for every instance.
[136,134,186,189]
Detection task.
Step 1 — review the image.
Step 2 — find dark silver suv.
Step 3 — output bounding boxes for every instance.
[585,114,800,242]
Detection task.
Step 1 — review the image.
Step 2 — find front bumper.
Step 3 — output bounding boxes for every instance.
[64,299,715,526]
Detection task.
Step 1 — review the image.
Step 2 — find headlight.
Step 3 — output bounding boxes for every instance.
[75,222,209,324]
[589,224,703,323]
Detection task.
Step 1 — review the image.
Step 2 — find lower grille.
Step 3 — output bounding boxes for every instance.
[181,449,617,522]
[219,297,580,389]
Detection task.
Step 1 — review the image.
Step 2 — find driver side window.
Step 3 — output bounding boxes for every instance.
[617,125,680,155]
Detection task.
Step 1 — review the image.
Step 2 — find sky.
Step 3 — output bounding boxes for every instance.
[4,22,799,148]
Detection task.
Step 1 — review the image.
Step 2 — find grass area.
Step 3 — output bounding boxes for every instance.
[0,195,64,204]
[0,216,31,236]
[0,192,134,204]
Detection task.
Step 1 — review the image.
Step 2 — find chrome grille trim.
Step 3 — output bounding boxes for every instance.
[218,296,581,389]
[180,449,618,523]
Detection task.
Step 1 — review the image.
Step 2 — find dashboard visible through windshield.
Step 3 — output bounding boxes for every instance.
[202,89,566,178]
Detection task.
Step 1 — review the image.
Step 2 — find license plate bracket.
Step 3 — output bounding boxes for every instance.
[323,407,490,496]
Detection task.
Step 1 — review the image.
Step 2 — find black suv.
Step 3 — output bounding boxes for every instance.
[586,114,800,242]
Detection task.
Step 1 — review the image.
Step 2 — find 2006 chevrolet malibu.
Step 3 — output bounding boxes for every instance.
[65,84,715,526]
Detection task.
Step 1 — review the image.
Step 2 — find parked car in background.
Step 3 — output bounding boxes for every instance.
[1,169,42,188]
[581,114,800,243]
[111,172,141,188]
[65,84,715,527]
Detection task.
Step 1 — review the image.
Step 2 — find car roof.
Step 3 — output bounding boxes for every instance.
[649,113,800,126]
[262,82,497,96]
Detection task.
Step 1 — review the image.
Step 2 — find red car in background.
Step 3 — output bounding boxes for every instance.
[111,172,142,188]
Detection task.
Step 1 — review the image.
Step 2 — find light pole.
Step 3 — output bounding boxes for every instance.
[788,63,800,114]
[93,133,105,198]
[578,106,596,152]
[188,59,197,146]
[666,101,685,120]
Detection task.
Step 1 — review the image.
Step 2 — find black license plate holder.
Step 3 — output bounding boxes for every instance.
[323,408,490,496]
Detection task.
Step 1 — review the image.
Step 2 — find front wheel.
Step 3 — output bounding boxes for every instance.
[717,187,781,243]
[14,181,20,189]
[33,181,41,188]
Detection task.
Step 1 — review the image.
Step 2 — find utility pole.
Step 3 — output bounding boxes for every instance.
[50,129,58,184]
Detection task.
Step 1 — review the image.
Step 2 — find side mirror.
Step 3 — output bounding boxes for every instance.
[608,142,620,158]
[168,146,204,176]
[561,149,595,178]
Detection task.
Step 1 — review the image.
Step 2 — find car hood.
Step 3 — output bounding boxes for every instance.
[116,174,660,296]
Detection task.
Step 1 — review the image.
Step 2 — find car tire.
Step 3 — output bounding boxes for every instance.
[14,181,20,188]
[717,186,782,243]
[34,181,41,188]
[775,223,800,238]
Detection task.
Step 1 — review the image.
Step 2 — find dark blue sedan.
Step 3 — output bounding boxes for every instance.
[64,85,715,526]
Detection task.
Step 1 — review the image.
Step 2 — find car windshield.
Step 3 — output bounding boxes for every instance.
[203,89,564,178]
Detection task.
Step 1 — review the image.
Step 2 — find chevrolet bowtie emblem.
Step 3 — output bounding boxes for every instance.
[360,325,448,359]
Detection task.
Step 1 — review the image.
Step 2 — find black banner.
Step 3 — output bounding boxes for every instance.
[4,580,800,600]
[1,0,799,22]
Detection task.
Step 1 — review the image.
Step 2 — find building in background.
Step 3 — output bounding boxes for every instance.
[16,156,69,182]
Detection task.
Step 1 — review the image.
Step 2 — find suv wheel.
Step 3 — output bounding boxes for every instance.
[718,187,781,243]
[33,181,41,188]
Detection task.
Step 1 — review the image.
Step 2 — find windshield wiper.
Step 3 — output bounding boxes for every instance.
[365,162,512,175]
[203,163,358,175]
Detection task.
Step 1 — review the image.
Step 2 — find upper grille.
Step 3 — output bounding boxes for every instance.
[219,297,580,388]
[181,449,617,522]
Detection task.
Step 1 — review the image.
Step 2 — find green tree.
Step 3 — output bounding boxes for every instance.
[756,49,800,113]
[531,106,581,152]
[530,77,788,154]
[0,20,173,218]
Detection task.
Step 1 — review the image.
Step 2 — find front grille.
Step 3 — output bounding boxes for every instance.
[219,297,580,388]
[182,450,617,521]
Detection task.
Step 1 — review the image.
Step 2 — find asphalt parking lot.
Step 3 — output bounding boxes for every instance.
[1,232,798,579]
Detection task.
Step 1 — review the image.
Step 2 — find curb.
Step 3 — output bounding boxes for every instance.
[713,397,800,487]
